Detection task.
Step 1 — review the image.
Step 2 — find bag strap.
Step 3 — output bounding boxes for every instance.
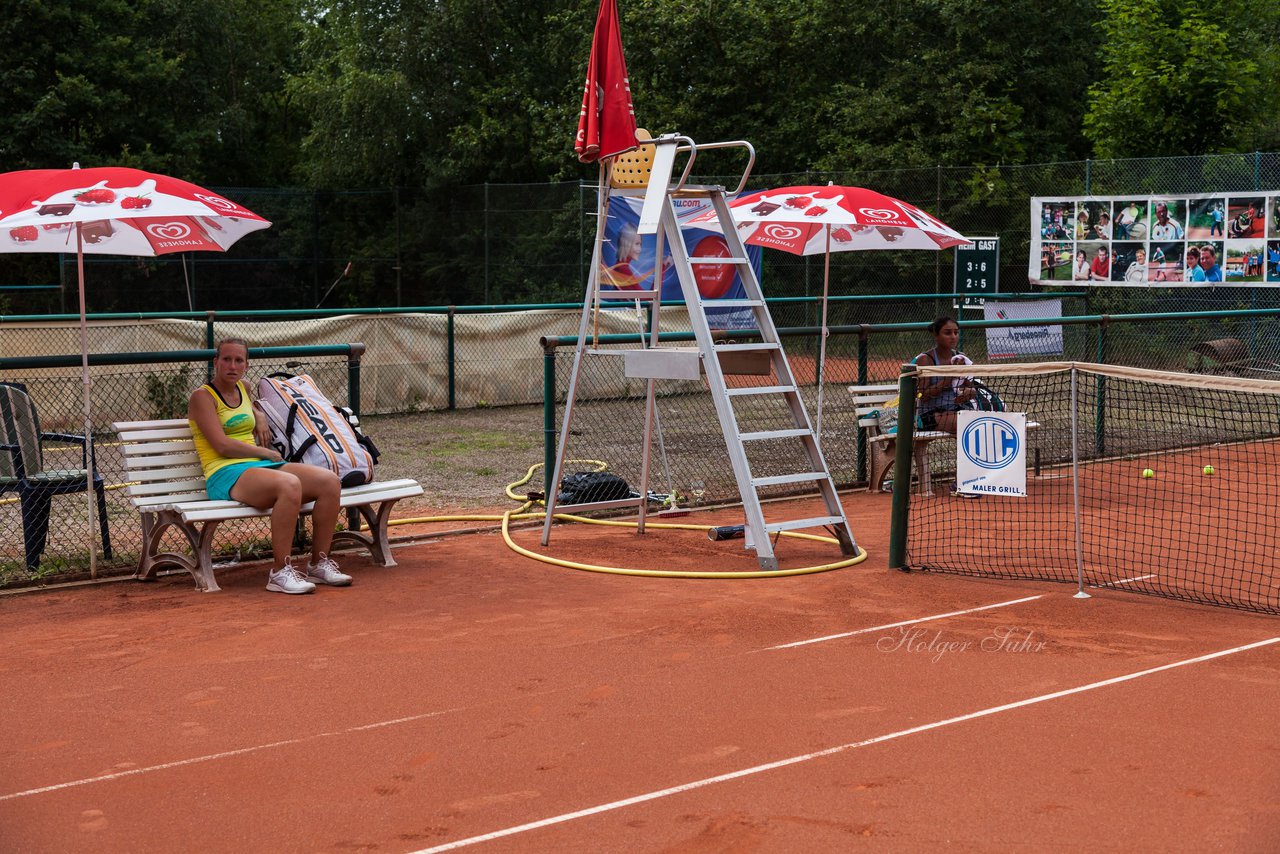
[281,403,319,462]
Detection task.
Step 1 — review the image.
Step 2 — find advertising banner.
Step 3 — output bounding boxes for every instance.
[956,411,1027,496]
[983,299,1063,359]
[600,196,762,328]
[1030,194,1280,287]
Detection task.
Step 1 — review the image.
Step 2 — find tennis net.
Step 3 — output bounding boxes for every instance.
[892,361,1280,614]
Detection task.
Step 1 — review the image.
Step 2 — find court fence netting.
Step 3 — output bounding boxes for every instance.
[890,361,1280,615]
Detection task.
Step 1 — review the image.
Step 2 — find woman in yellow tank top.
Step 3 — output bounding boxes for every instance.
[188,338,351,595]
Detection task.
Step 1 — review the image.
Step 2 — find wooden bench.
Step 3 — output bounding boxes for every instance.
[850,384,951,496]
[850,384,1040,496]
[112,418,424,592]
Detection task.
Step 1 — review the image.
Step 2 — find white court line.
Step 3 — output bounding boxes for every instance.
[1092,574,1157,588]
[766,595,1043,650]
[0,706,464,803]
[411,636,1280,854]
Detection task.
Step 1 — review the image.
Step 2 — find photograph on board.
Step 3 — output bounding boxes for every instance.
[1227,198,1265,239]
[1187,198,1225,240]
[1148,242,1184,282]
[1225,241,1267,282]
[1112,242,1147,283]
[1041,242,1073,280]
[1113,199,1148,240]
[1149,200,1187,241]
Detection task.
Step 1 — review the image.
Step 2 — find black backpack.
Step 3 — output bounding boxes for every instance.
[971,378,1006,412]
[557,471,633,505]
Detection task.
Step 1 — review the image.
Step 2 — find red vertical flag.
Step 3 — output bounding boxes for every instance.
[574,0,637,163]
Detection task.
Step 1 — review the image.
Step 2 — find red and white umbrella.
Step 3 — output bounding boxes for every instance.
[0,164,270,572]
[692,184,968,253]
[0,166,269,255]
[689,185,969,437]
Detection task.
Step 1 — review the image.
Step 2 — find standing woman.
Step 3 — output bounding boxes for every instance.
[188,338,350,594]
[914,316,975,435]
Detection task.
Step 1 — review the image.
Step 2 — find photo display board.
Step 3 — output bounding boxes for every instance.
[1030,194,1280,286]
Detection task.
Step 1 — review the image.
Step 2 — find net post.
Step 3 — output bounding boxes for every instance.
[1070,366,1091,599]
[887,364,918,570]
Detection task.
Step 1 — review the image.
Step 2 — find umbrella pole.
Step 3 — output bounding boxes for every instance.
[76,225,98,578]
[814,225,832,443]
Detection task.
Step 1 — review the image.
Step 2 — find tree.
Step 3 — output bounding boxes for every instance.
[1085,0,1280,157]
[0,0,303,183]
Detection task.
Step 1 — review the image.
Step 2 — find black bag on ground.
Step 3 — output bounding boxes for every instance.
[557,471,633,505]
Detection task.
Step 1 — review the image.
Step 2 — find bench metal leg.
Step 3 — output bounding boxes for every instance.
[913,444,934,497]
[330,499,403,567]
[867,441,894,492]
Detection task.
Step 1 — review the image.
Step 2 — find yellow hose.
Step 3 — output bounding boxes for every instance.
[501,510,867,578]
[384,460,869,579]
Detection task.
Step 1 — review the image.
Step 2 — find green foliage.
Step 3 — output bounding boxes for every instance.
[1085,0,1280,156]
[0,0,303,183]
[144,365,193,420]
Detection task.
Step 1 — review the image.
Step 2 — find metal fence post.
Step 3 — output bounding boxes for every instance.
[205,310,216,382]
[347,343,364,416]
[345,343,365,532]
[447,307,457,410]
[1095,317,1107,456]
[543,340,558,494]
[887,365,918,569]
[856,326,869,483]
[484,183,490,304]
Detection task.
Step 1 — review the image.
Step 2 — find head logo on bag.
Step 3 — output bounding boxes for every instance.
[256,374,379,487]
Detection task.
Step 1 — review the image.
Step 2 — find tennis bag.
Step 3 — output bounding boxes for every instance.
[970,378,1006,412]
[557,471,633,505]
[256,373,379,487]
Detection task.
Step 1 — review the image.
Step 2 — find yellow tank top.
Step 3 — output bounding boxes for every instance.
[190,381,259,479]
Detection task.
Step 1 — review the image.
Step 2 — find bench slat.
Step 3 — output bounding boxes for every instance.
[122,452,202,470]
[127,465,205,483]
[121,439,197,456]
[113,419,424,592]
[128,478,209,497]
[117,427,198,443]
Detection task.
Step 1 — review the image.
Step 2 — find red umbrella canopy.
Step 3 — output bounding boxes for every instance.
[0,166,270,255]
[689,184,969,254]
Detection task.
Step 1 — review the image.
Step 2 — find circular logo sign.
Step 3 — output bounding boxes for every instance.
[961,416,1020,469]
[859,207,897,220]
[691,235,735,298]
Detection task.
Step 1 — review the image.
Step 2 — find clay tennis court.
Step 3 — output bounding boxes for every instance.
[3,490,1279,852]
[909,440,1280,613]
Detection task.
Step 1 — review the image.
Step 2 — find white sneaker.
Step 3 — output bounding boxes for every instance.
[267,562,317,594]
[306,553,352,587]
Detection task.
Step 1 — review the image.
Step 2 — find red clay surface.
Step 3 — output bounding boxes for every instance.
[2,491,1279,852]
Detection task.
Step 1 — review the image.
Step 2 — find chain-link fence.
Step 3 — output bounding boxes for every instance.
[544,306,1280,512]
[3,152,1280,315]
[0,347,358,589]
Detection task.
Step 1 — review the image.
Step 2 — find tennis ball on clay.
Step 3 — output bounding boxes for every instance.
[1203,465,1215,475]
[1141,468,1155,479]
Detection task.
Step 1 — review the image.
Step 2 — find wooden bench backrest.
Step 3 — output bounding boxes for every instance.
[849,384,900,428]
[113,419,209,506]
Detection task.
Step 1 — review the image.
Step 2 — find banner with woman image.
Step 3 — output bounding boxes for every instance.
[1030,194,1280,286]
[599,196,761,327]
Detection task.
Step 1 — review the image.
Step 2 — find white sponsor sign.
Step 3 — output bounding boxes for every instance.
[956,411,1027,496]
[984,299,1063,359]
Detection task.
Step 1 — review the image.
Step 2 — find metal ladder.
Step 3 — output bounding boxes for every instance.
[541,133,857,570]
